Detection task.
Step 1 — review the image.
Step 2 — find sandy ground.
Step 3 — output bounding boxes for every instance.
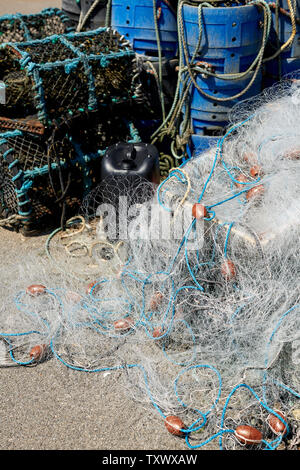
[0,229,190,453]
[0,1,202,454]
[0,0,61,15]
[0,222,196,452]
[0,230,190,452]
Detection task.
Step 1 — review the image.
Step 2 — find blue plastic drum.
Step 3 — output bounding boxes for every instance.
[180,3,264,136]
[181,3,264,74]
[185,70,262,133]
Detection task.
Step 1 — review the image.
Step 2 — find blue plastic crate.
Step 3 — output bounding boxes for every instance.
[111,0,178,58]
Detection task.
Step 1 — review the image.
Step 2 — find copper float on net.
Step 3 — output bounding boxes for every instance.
[267,410,288,436]
[152,327,164,338]
[246,184,264,201]
[85,281,98,295]
[26,284,46,296]
[235,173,248,190]
[235,424,263,445]
[283,148,300,160]
[150,292,164,310]
[250,165,263,178]
[164,415,186,437]
[242,151,257,165]
[192,203,207,220]
[221,260,236,281]
[113,317,134,332]
[29,344,47,362]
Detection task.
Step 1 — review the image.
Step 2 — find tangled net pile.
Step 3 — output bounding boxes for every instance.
[1,76,300,451]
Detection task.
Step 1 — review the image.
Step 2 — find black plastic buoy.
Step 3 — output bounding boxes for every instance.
[101,142,160,185]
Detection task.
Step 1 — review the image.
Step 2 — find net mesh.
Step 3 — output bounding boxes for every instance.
[35,75,300,450]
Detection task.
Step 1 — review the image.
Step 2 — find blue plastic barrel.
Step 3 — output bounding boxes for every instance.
[180,3,265,138]
[111,0,178,58]
[264,0,300,85]
[182,3,264,74]
[186,70,262,133]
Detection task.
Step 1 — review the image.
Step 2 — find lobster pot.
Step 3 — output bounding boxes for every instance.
[62,0,108,30]
[111,0,178,58]
[0,127,79,234]
[0,8,75,44]
[0,114,141,234]
[180,3,264,143]
[264,0,300,86]
[0,28,137,125]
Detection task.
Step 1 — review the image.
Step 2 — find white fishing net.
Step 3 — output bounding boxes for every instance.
[1,74,300,450]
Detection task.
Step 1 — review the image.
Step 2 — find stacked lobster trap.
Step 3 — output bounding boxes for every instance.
[0,8,75,44]
[0,23,142,235]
